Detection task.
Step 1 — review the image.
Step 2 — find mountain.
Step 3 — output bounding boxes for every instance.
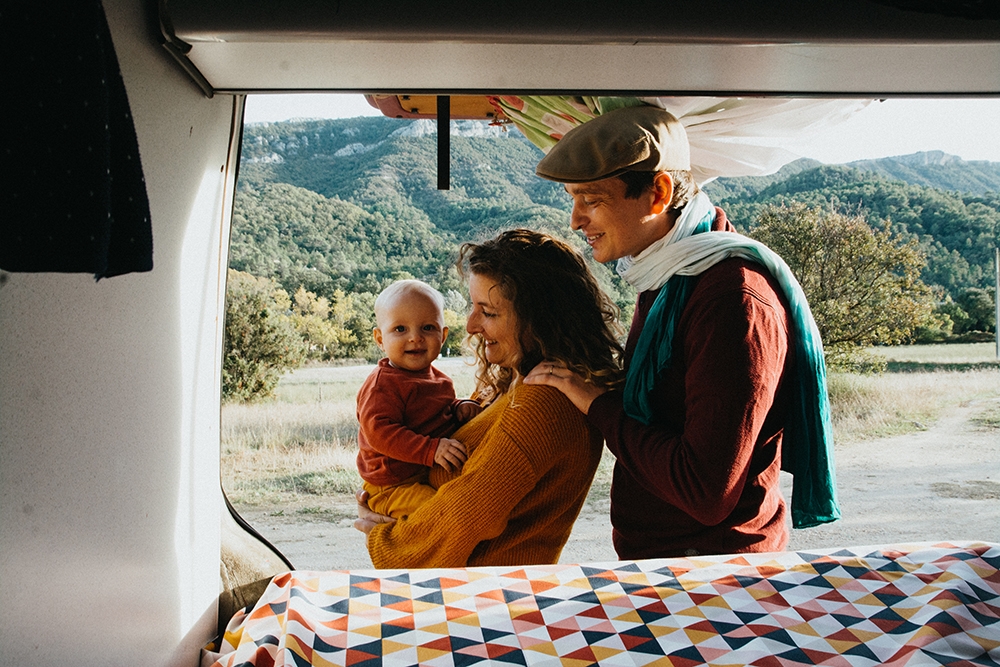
[705,163,1000,293]
[845,151,1000,195]
[704,152,1000,200]
[234,117,633,312]
[233,116,999,306]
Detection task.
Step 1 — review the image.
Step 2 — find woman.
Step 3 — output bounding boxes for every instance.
[355,229,624,568]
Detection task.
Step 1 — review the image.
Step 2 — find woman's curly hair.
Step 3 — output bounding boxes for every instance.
[458,229,625,400]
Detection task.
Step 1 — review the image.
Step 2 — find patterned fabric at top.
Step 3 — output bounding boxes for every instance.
[204,541,1000,667]
[490,95,871,184]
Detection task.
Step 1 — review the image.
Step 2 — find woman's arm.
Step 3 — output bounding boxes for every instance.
[364,385,588,568]
[366,435,538,568]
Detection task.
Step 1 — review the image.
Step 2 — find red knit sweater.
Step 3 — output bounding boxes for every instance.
[356,358,462,487]
[588,212,793,558]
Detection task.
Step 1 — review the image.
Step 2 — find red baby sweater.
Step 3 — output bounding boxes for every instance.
[356,358,462,487]
[588,214,793,559]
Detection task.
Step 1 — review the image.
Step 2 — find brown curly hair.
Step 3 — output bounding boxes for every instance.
[458,229,625,400]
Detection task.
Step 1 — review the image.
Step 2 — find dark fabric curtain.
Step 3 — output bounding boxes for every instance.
[2,0,153,279]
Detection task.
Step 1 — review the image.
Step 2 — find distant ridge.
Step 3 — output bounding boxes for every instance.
[707,151,1000,199]
[841,150,1000,194]
[234,116,999,305]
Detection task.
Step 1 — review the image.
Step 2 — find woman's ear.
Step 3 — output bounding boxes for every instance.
[650,172,674,215]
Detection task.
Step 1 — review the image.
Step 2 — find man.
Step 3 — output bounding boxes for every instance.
[525,104,838,559]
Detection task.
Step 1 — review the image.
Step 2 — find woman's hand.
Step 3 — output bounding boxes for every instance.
[353,488,395,535]
[524,361,608,415]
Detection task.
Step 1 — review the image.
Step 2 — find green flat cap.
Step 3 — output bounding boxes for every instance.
[535,105,690,183]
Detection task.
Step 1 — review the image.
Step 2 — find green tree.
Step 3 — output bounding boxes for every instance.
[956,286,997,333]
[290,285,342,360]
[330,289,378,360]
[223,269,305,402]
[748,204,934,368]
[442,309,468,357]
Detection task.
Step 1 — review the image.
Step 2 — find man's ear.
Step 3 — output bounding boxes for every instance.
[650,172,674,215]
[372,327,383,349]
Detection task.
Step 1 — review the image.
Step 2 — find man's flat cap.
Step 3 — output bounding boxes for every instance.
[535,105,690,183]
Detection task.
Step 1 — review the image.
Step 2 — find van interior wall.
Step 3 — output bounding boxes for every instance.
[0,0,233,664]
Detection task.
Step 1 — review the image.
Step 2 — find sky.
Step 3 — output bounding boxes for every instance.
[244,94,1000,166]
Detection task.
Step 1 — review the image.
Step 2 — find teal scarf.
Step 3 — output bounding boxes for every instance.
[620,200,840,529]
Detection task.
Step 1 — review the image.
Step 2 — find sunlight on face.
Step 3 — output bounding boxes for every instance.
[465,273,522,371]
[373,292,447,372]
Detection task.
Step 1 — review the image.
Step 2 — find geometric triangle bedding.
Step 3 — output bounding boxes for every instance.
[204,542,1000,666]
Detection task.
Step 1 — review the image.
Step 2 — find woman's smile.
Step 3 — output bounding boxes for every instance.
[466,273,521,371]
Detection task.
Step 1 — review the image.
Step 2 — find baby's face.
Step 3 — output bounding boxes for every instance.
[374,293,448,372]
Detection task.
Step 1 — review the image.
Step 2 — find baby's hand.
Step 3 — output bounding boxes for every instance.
[434,437,467,473]
[454,400,483,423]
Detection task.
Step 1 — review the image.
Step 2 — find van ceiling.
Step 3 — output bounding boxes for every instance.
[159,0,1000,96]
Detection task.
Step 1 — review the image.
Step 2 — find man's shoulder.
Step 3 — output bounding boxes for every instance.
[692,257,789,316]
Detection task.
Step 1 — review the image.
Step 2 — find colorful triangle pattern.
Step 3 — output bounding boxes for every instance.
[209,542,999,666]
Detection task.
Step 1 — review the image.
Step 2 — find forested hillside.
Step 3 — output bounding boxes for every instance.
[229,115,998,365]
[707,165,1000,293]
[233,117,631,313]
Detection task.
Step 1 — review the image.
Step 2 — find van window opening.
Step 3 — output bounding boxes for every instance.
[221,93,1000,571]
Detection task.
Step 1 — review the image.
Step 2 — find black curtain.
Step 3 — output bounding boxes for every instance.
[2,0,153,279]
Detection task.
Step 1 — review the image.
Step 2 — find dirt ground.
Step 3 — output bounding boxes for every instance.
[239,396,1000,571]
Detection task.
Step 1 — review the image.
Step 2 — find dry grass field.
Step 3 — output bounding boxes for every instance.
[221,344,1000,568]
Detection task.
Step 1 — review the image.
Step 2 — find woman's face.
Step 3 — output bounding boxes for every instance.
[466,272,523,371]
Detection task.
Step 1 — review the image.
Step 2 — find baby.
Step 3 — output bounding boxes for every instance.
[356,279,482,519]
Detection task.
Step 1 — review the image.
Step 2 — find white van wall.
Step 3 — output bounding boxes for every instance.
[0,1,234,663]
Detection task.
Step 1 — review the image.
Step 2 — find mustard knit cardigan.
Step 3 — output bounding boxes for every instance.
[367,383,604,568]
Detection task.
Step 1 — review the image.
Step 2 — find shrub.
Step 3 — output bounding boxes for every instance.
[223,269,306,402]
[748,204,934,357]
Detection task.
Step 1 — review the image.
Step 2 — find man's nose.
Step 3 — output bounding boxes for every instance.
[570,205,585,230]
